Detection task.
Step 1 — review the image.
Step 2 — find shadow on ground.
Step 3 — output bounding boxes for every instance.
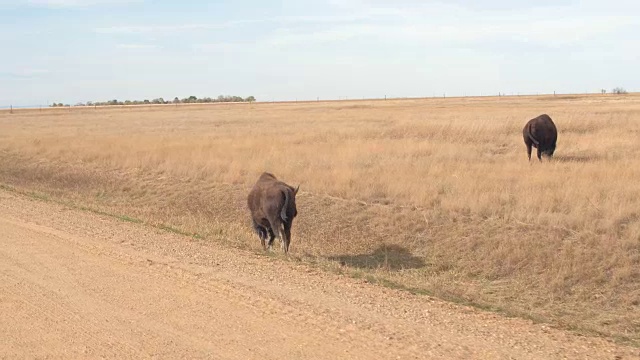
[554,154,599,163]
[329,244,425,271]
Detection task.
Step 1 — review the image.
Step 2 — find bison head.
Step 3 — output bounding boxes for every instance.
[542,144,556,158]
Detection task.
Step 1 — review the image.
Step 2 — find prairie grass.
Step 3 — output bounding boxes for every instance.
[1,95,639,344]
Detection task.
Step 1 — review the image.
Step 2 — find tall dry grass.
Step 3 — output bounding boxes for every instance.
[1,95,639,344]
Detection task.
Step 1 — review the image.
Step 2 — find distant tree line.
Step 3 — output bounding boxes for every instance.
[50,95,256,107]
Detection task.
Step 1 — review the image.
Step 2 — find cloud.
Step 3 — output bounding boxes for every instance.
[117,43,158,49]
[264,10,637,49]
[94,20,263,34]
[192,43,251,53]
[92,0,638,51]
[24,0,141,7]
[274,13,375,24]
[265,25,377,46]
[94,14,378,35]
[324,0,631,13]
[0,69,50,79]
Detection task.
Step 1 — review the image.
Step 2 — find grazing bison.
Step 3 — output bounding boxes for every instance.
[523,114,558,161]
[247,172,299,253]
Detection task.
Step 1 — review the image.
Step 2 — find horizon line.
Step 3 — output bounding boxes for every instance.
[1,90,637,111]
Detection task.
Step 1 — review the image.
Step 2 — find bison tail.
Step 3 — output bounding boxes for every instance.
[281,188,290,221]
[527,123,540,146]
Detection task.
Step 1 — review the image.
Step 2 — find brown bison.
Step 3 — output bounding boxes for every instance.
[523,114,558,161]
[247,172,299,253]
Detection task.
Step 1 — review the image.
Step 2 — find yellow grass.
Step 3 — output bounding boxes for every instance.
[1,94,639,344]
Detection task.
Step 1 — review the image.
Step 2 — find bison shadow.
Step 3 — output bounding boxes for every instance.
[329,244,425,271]
[553,154,599,163]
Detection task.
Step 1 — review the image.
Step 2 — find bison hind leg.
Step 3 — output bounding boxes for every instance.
[266,227,276,250]
[282,221,292,254]
[275,223,289,253]
[252,219,269,250]
[266,215,283,249]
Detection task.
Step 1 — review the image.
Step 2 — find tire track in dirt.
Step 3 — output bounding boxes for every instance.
[0,213,415,359]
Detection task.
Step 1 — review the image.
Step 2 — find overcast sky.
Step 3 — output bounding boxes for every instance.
[1,0,638,106]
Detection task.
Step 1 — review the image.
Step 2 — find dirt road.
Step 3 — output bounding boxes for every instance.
[0,189,636,359]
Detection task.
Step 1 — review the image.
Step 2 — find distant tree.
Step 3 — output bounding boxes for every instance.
[612,87,628,94]
[84,94,253,107]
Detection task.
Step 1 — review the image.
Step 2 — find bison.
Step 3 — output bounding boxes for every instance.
[247,172,299,253]
[523,114,558,161]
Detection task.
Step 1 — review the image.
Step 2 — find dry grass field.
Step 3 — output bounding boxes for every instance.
[1,94,639,345]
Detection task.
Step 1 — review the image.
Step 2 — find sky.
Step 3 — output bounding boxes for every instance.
[1,0,639,106]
